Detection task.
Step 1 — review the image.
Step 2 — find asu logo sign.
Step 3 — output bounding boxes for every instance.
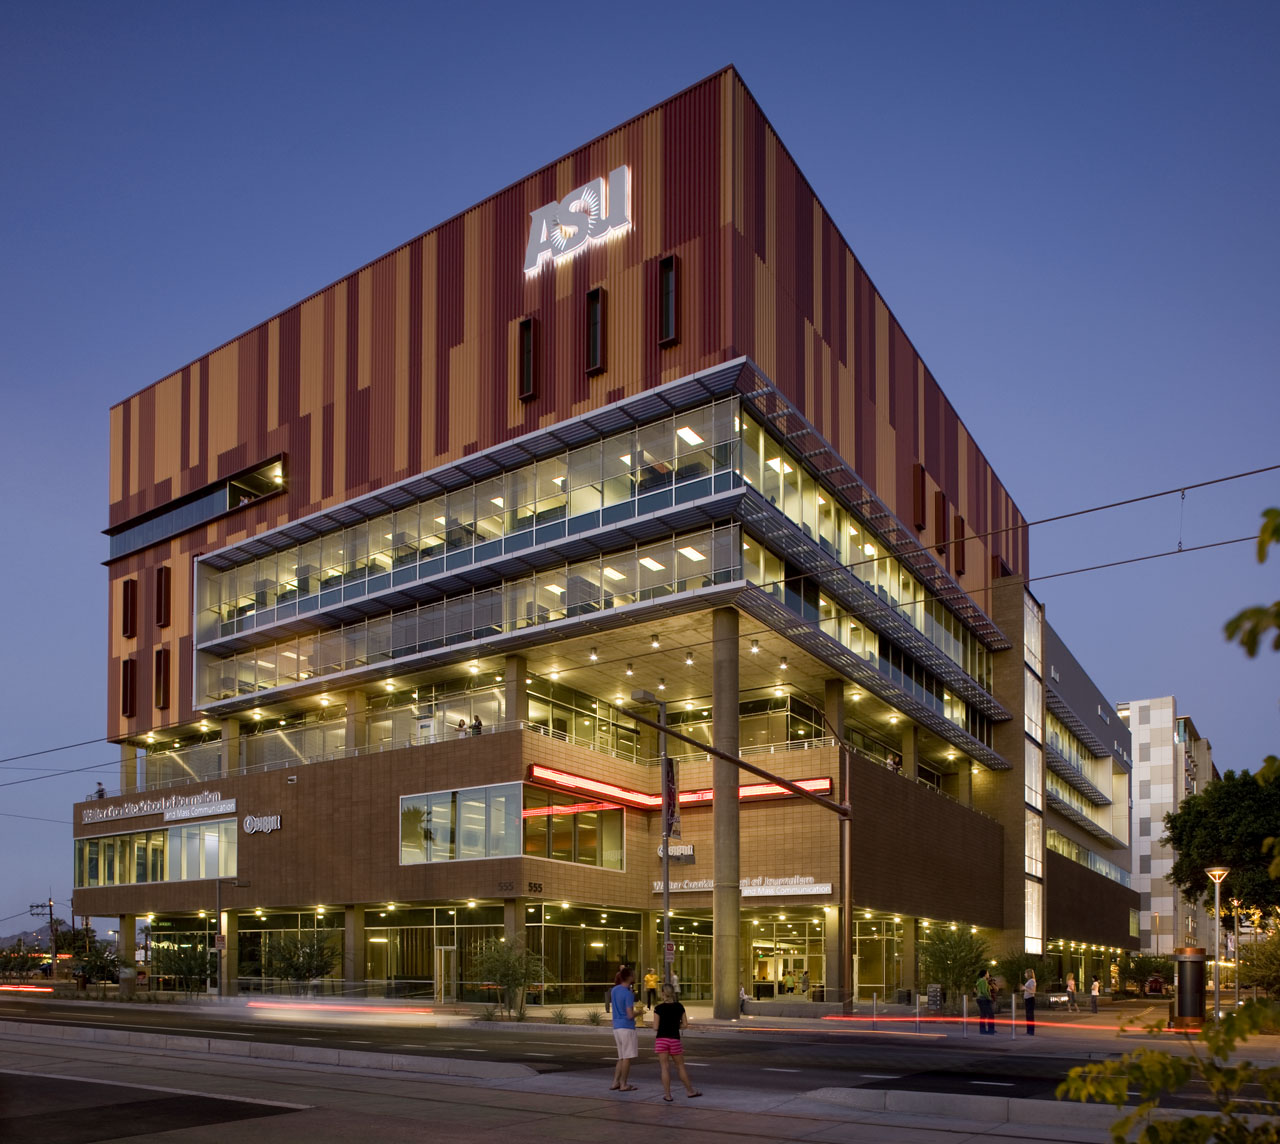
[524,165,631,274]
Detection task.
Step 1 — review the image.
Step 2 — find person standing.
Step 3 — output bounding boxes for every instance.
[643,968,659,1008]
[651,983,702,1101]
[470,715,483,736]
[457,719,468,738]
[1065,972,1079,1012]
[801,970,810,995]
[1023,968,1037,1035]
[783,970,795,994]
[609,966,639,1092]
[670,969,680,998]
[739,983,749,1015]
[976,968,995,1035]
[1090,975,1100,1014]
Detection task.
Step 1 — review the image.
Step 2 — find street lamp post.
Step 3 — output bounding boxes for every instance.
[631,690,670,989]
[1230,898,1241,1011]
[1206,867,1229,1019]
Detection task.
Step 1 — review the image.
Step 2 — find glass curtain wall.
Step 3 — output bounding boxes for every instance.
[525,905,642,1005]
[233,910,345,995]
[362,906,504,1001]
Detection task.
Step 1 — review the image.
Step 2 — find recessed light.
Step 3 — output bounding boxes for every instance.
[676,426,704,446]
[657,678,665,691]
[750,640,759,654]
[639,557,665,572]
[603,566,625,581]
[589,647,598,661]
[779,657,788,670]
[685,652,694,666]
[677,546,705,561]
[545,584,565,596]
[625,663,634,676]
[490,496,504,507]
[650,634,660,648]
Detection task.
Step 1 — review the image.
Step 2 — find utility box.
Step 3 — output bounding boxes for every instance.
[1172,947,1206,1029]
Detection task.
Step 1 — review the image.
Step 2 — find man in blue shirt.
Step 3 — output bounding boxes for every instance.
[609,966,639,1091]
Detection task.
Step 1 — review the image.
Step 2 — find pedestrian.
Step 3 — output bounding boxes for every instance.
[94,782,106,800]
[1023,967,1037,1035]
[608,966,639,1092]
[1065,972,1079,1012]
[457,719,468,738]
[670,969,680,998]
[643,967,659,1008]
[975,967,995,1034]
[783,969,795,994]
[470,715,483,736]
[651,983,702,1101]
[801,970,809,995]
[1090,975,1100,1014]
[607,964,627,1013]
[739,983,749,1015]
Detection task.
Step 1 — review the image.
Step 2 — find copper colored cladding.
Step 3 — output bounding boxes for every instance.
[105,67,1028,741]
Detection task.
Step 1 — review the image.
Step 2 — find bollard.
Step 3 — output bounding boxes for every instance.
[872,991,877,1030]
[915,993,920,1033]
[1011,991,1017,1039]
[962,993,968,1038]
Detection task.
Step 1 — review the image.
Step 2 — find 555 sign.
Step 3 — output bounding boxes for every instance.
[524,166,631,274]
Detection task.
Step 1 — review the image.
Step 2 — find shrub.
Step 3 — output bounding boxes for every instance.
[479,1005,498,1021]
[552,1007,569,1024]
[918,928,990,1012]
[471,939,551,1019]
[586,1009,602,1026]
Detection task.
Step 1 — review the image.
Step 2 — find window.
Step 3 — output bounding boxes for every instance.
[155,566,171,628]
[1024,669,1043,743]
[1024,879,1043,953]
[517,317,536,401]
[154,648,170,710]
[1025,810,1043,877]
[585,287,605,374]
[1024,739,1043,810]
[121,658,137,719]
[934,491,949,555]
[122,579,138,639]
[658,255,678,345]
[953,515,966,576]
[913,463,927,531]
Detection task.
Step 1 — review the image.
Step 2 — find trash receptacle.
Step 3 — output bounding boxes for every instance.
[118,967,137,1000]
[1172,947,1206,1029]
[896,989,912,1005]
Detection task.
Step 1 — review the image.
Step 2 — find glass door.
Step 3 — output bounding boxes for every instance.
[435,946,457,1003]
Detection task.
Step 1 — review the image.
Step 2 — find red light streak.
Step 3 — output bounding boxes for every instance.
[246,1001,434,1015]
[0,985,54,993]
[527,765,832,808]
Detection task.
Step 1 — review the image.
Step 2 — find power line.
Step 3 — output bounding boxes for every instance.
[0,736,108,768]
[0,811,73,825]
[1029,535,1256,584]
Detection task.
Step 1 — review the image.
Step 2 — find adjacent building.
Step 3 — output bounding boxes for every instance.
[74,67,1139,1012]
[1120,697,1219,956]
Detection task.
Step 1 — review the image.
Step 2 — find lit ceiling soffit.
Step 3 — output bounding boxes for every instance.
[198,359,753,572]
[199,583,748,717]
[732,361,1011,654]
[737,587,1012,772]
[1044,790,1126,850]
[197,492,748,658]
[1044,743,1112,807]
[1045,689,1115,761]
[736,492,1009,722]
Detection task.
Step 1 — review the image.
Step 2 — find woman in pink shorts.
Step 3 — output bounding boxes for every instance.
[651,983,702,1101]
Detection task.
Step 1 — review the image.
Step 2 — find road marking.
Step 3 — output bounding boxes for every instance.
[297,1037,320,1041]
[861,1074,902,1079]
[524,1040,605,1049]
[524,1052,554,1057]
[685,1063,709,1067]
[5,1018,254,1037]
[972,1081,1015,1087]
[0,1068,311,1109]
[346,1040,373,1044]
[462,1048,486,1052]
[764,1068,800,1073]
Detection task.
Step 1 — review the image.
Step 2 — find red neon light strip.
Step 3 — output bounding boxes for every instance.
[528,765,832,808]
[521,800,622,818]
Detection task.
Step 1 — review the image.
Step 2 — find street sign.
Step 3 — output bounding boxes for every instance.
[664,941,676,962]
[214,934,227,951]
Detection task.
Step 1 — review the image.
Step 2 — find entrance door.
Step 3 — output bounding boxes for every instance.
[773,954,805,993]
[435,946,457,1004]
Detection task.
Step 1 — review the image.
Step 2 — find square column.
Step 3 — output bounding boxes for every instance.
[504,897,528,948]
[345,691,368,750]
[899,920,916,997]
[343,907,365,989]
[117,914,137,965]
[119,744,138,794]
[219,720,241,776]
[712,607,740,1020]
[221,910,240,996]
[504,655,528,724]
[900,723,919,779]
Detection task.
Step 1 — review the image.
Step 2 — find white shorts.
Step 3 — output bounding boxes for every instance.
[612,1027,638,1059]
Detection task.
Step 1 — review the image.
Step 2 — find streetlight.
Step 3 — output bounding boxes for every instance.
[630,690,670,989]
[212,878,249,996]
[1206,867,1229,1019]
[1230,898,1241,1011]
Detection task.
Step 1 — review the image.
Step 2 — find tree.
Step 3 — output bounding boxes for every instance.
[266,931,341,994]
[1239,931,1280,996]
[471,938,550,1018]
[917,928,989,1012]
[1117,955,1174,995]
[994,950,1056,997]
[152,941,213,995]
[1162,770,1280,913]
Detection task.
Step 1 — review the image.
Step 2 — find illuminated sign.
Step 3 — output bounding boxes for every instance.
[527,764,831,807]
[652,875,832,896]
[524,166,631,274]
[81,789,231,826]
[243,813,282,834]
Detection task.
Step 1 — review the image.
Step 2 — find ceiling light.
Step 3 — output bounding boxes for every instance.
[545,584,564,596]
[320,697,330,707]
[767,457,782,473]
[384,681,395,691]
[684,701,693,709]
[603,566,625,581]
[650,634,660,648]
[817,494,825,505]
[550,671,560,681]
[678,546,705,561]
[639,557,665,571]
[469,663,479,674]
[851,692,862,701]
[657,678,665,691]
[435,516,446,525]
[625,663,633,676]
[619,454,631,465]
[676,426,704,446]
[277,719,285,726]
[589,647,598,661]
[779,657,788,670]
[863,543,876,556]
[490,496,504,507]
[685,652,694,666]
[773,687,783,697]
[750,640,759,654]
[889,715,899,724]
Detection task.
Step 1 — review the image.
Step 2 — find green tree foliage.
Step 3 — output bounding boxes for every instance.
[1163,770,1280,911]
[1239,930,1280,996]
[917,928,989,1011]
[471,938,551,1018]
[994,950,1056,996]
[266,931,341,993]
[1058,1001,1280,1143]
[1118,955,1175,995]
[152,941,213,995]
[1225,508,1280,660]
[0,945,40,979]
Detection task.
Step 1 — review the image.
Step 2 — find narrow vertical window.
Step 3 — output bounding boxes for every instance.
[953,515,967,576]
[517,317,536,402]
[934,490,949,555]
[912,463,927,531]
[122,579,138,639]
[658,255,678,345]
[155,565,172,628]
[154,648,171,710]
[585,287,605,375]
[121,659,138,719]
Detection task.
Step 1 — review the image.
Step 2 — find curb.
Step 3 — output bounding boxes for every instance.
[0,1020,535,1081]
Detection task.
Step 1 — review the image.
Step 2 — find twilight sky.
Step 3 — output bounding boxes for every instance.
[1,1,1276,934]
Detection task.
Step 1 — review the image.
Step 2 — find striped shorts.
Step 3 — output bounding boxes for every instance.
[654,1036,684,1055]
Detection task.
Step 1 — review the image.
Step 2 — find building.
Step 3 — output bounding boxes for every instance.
[1120,697,1219,956]
[74,67,1138,1013]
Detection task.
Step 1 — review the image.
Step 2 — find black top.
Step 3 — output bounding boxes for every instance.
[654,1001,685,1039]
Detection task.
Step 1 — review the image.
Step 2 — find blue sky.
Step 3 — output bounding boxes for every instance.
[1,1,1276,934]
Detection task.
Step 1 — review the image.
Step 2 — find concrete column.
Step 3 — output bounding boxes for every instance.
[824,679,845,742]
[504,655,528,724]
[824,908,840,998]
[343,907,365,989]
[222,910,239,996]
[345,691,368,750]
[219,720,241,776]
[900,722,919,779]
[711,607,740,1020]
[119,744,138,794]
[825,677,849,1002]
[118,914,137,965]
[504,898,528,948]
[641,910,659,978]
[954,760,973,807]
[899,920,916,998]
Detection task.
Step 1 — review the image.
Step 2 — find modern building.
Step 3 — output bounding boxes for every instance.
[1119,697,1218,956]
[74,67,1138,1012]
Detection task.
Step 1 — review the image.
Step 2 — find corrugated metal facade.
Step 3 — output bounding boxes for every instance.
[106,67,1029,740]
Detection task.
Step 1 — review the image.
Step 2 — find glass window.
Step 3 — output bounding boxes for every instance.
[1025,810,1043,877]
[456,788,488,860]
[1025,878,1043,953]
[1023,592,1042,675]
[427,791,454,862]
[1025,739,1043,810]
